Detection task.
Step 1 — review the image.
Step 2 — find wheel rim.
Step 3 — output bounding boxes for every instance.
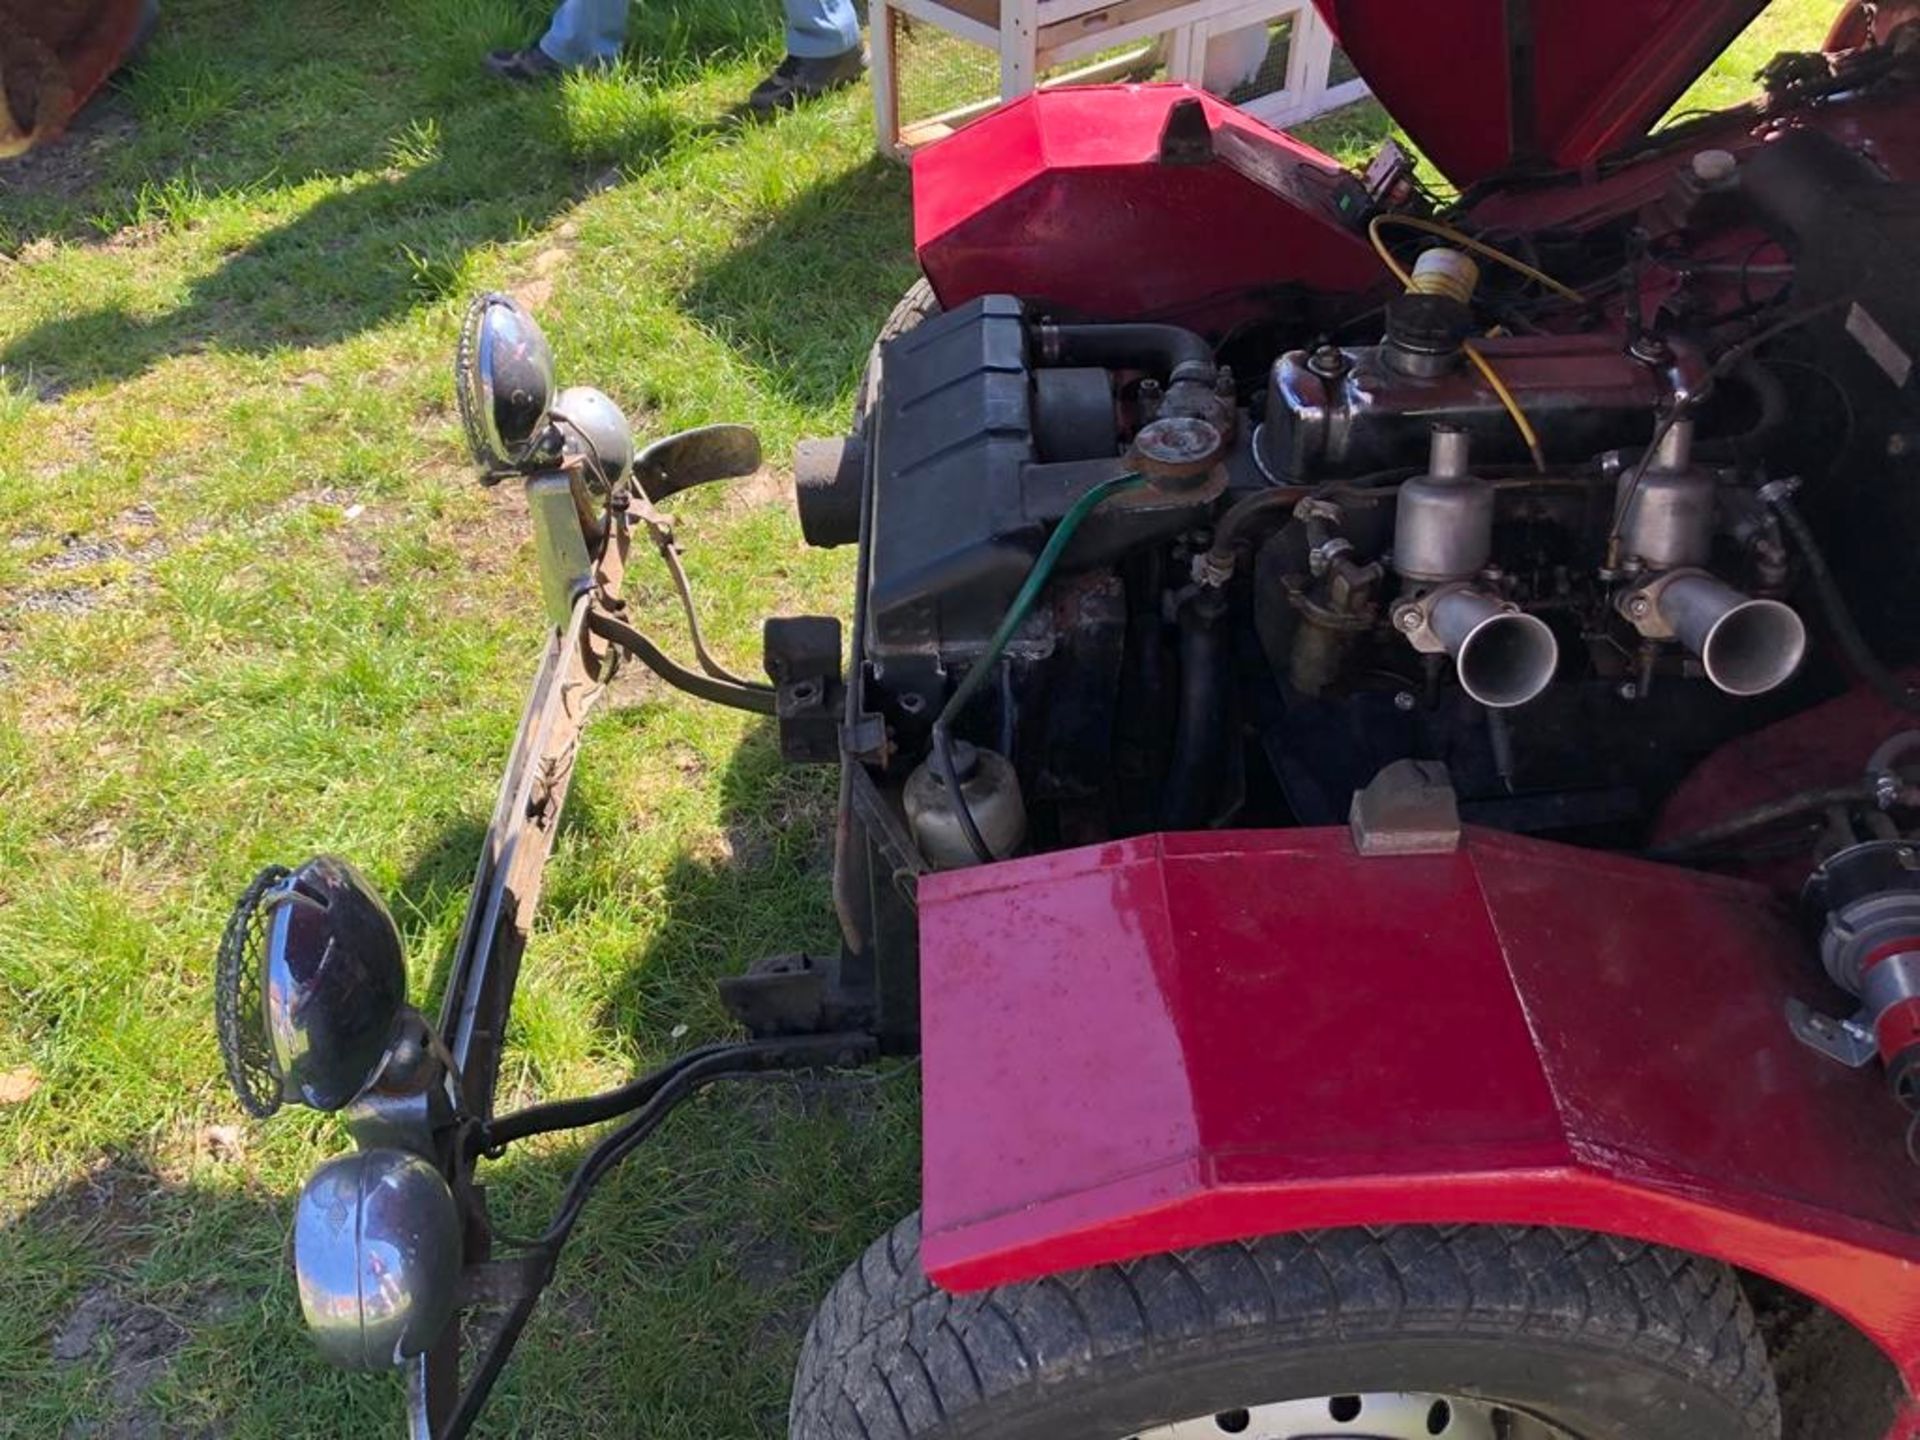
[1125,1392,1572,1439]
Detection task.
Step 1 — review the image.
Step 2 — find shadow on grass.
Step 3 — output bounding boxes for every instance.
[0,0,798,395]
[0,1151,325,1438]
[2,95,647,395]
[681,154,917,414]
[1,720,910,1437]
[581,711,844,1040]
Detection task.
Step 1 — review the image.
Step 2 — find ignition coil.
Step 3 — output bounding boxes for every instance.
[1788,840,1920,1110]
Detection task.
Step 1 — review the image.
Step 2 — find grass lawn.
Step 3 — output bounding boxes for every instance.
[0,1,1839,1435]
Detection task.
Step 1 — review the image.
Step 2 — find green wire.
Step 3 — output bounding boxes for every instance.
[934,471,1148,734]
[929,469,1148,863]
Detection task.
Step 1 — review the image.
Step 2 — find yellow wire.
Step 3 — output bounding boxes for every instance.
[1365,214,1558,473]
[1464,340,1547,474]
[1367,213,1588,305]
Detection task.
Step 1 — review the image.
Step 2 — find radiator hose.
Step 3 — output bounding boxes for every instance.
[1034,322,1214,380]
[1766,486,1920,716]
[1162,587,1229,830]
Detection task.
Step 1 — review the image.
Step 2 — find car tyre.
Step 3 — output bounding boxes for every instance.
[790,1213,1782,1440]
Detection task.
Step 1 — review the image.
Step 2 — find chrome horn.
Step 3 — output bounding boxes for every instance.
[294,1149,462,1370]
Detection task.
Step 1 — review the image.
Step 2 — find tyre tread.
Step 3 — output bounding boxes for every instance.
[789,1218,1781,1440]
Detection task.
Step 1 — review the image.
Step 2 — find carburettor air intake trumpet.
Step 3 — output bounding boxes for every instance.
[1613,417,1807,697]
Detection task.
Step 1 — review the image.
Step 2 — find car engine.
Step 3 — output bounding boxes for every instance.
[775,117,1920,1041]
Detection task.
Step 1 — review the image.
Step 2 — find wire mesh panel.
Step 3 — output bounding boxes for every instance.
[1211,5,1366,129]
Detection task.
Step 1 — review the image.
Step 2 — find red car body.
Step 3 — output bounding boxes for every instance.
[0,0,148,157]
[906,6,1920,1436]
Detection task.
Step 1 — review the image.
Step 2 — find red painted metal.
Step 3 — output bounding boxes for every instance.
[1466,90,1920,234]
[1831,1,1920,51]
[912,86,1383,335]
[1655,675,1920,894]
[0,0,148,156]
[1313,0,1771,186]
[918,827,1920,1411]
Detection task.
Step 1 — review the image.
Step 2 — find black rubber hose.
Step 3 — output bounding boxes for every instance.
[1695,358,1789,465]
[443,1033,872,1440]
[1035,322,1214,380]
[1768,490,1920,715]
[476,1042,740,1151]
[1162,591,1229,829]
[1201,470,1411,579]
[1208,486,1315,562]
[1647,784,1876,860]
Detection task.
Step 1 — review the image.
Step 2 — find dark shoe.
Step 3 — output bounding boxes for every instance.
[485,46,564,83]
[748,48,866,113]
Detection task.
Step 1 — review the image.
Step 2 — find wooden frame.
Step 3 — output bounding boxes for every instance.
[872,0,1370,158]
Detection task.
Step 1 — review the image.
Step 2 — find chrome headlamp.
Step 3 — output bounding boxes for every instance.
[455,292,557,477]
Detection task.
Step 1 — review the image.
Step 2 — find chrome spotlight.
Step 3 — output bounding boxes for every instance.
[215,856,407,1116]
[551,385,636,495]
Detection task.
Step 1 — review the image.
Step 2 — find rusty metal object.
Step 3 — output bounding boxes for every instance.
[1,0,148,158]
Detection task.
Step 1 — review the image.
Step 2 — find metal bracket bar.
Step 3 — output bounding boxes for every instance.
[1787,998,1878,1068]
[849,761,926,901]
[425,1034,878,1440]
[409,539,630,1437]
[440,591,609,1117]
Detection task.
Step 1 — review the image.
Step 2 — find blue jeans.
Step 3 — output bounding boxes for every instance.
[540,0,860,65]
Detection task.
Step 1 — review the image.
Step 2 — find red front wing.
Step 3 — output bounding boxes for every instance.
[919,828,1920,1437]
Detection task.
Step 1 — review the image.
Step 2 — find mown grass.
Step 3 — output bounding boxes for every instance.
[0,1,1834,1435]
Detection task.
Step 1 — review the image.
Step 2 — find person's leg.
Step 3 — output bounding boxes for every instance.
[537,0,629,68]
[783,0,860,59]
[748,0,862,110]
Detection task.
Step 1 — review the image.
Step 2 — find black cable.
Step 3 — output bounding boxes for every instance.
[440,1286,545,1440]
[586,608,777,714]
[476,1042,741,1152]
[1768,490,1920,715]
[441,1033,873,1436]
[932,723,994,863]
[650,532,771,691]
[531,1035,867,1246]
